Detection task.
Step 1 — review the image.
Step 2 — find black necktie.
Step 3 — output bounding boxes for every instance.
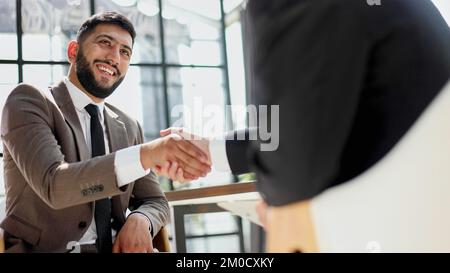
[85,104,112,253]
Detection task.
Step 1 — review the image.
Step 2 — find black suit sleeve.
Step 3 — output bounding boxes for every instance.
[225,129,254,175]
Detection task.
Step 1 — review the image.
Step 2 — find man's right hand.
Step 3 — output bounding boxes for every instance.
[158,128,211,182]
[140,133,211,181]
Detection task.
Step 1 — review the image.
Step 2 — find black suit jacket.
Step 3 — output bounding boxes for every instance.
[226,0,450,206]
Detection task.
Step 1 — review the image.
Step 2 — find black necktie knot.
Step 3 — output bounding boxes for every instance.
[85,104,99,119]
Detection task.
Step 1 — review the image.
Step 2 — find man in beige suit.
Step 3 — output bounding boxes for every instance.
[0,12,211,253]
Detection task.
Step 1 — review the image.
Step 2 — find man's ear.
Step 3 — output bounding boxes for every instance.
[67,40,79,63]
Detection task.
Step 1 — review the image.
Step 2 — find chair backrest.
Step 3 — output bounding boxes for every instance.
[0,228,4,253]
[310,80,450,252]
[153,226,171,252]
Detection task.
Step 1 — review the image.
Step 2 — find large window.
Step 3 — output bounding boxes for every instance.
[0,0,250,191]
[0,0,248,252]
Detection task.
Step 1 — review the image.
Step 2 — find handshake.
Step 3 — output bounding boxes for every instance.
[140,127,270,229]
[140,127,212,182]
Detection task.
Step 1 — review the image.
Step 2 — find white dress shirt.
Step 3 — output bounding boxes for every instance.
[63,77,149,245]
[209,139,231,172]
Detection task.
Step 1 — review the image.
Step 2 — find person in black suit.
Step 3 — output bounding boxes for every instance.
[161,0,450,207]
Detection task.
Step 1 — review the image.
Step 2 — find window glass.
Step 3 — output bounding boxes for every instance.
[163,0,223,65]
[223,0,244,13]
[23,64,68,88]
[96,0,162,63]
[167,67,226,134]
[226,21,246,130]
[185,212,239,236]
[167,67,232,189]
[108,66,165,140]
[0,0,17,60]
[0,64,18,196]
[22,0,90,61]
[187,235,241,253]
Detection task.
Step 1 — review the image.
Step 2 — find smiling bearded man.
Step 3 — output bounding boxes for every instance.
[0,11,211,253]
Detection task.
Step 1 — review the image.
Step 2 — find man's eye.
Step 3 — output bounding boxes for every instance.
[100,40,111,46]
[121,50,130,57]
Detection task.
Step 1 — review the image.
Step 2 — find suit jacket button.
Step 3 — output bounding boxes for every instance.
[78,221,87,229]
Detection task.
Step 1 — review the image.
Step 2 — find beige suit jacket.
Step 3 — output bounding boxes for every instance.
[0,81,169,252]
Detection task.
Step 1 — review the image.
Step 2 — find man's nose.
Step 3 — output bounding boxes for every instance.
[105,45,120,67]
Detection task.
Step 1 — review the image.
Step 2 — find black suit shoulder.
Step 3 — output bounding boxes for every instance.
[242,0,450,205]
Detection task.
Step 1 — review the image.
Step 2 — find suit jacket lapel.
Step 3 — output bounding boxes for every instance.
[104,105,130,223]
[50,81,90,161]
[51,82,130,224]
[103,105,129,153]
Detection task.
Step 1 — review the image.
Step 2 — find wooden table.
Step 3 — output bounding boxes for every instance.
[165,181,260,253]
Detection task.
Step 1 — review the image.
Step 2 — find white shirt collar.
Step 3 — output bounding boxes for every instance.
[63,77,105,116]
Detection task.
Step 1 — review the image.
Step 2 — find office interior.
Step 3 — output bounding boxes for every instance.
[0,0,449,253]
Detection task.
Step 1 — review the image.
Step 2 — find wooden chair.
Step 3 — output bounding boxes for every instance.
[0,228,4,253]
[266,80,450,252]
[153,226,171,252]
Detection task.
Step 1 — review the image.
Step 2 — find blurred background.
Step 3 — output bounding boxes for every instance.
[0,0,449,252]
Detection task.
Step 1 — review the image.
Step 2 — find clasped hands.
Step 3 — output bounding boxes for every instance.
[140,127,211,182]
[141,128,271,233]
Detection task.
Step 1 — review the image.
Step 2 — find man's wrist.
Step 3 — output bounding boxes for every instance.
[128,212,152,231]
[139,143,154,170]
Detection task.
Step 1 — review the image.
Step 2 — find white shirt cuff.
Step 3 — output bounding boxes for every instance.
[209,138,231,172]
[115,144,150,187]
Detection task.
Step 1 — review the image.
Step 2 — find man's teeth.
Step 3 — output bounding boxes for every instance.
[98,65,114,76]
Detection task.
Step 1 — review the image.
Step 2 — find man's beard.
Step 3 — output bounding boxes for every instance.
[75,48,124,99]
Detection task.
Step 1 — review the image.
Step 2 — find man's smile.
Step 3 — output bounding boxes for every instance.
[95,62,118,79]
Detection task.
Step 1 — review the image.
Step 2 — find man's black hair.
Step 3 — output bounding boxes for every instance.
[76,11,136,45]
